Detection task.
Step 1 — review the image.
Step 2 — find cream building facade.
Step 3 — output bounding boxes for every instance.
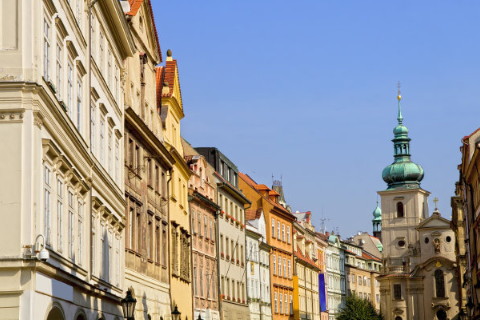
[378,95,460,320]
[157,52,193,320]
[0,0,135,319]
[122,0,175,319]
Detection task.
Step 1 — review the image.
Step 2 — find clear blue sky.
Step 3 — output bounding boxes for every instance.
[152,1,480,237]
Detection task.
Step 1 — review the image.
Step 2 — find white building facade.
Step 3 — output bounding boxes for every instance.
[325,235,345,320]
[0,0,134,319]
[246,210,272,320]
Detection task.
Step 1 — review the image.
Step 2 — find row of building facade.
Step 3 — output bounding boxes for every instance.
[0,0,384,319]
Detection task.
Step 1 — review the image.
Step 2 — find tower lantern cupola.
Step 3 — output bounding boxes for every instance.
[382,92,424,189]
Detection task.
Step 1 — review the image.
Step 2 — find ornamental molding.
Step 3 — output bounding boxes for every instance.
[0,109,24,123]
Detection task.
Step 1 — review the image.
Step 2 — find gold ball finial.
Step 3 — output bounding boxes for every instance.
[397,81,402,101]
[397,94,402,101]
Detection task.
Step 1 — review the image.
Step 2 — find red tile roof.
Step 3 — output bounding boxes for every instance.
[127,0,143,15]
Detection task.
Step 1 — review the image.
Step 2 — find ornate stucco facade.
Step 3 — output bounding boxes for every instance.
[123,1,175,318]
[378,94,460,320]
[453,127,480,319]
[0,0,135,319]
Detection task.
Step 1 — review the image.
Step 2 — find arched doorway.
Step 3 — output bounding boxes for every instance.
[436,309,447,320]
[46,306,65,320]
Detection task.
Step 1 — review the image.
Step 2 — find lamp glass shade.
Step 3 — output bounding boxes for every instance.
[171,305,181,320]
[121,290,137,318]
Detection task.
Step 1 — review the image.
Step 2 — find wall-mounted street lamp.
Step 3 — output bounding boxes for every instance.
[34,234,49,261]
[171,306,181,320]
[121,290,137,320]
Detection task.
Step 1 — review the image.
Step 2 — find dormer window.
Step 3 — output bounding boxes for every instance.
[396,202,404,218]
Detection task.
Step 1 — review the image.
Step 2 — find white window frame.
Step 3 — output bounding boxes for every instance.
[56,178,64,252]
[43,165,52,245]
[43,16,51,80]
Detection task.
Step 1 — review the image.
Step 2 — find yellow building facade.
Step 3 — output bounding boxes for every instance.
[157,52,193,320]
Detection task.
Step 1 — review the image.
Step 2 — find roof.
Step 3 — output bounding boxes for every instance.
[127,0,162,61]
[362,251,381,262]
[462,127,480,142]
[246,208,262,221]
[239,172,293,217]
[294,248,319,269]
[156,59,182,108]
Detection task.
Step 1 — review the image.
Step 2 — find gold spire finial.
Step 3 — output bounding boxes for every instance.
[397,81,402,101]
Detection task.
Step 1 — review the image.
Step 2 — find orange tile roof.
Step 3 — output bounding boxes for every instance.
[246,209,262,221]
[362,251,381,261]
[269,190,280,196]
[294,248,318,268]
[255,184,270,191]
[127,0,143,15]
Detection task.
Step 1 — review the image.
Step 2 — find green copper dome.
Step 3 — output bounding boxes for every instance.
[382,95,424,190]
[372,203,381,220]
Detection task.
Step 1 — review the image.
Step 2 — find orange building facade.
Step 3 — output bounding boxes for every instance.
[239,173,295,320]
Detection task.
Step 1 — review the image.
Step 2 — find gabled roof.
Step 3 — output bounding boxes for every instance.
[416,211,452,230]
[127,0,162,61]
[246,208,262,221]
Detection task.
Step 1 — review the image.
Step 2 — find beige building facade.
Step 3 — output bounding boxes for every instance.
[122,0,175,318]
[0,0,135,319]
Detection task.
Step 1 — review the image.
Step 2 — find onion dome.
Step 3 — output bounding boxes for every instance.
[382,92,424,189]
[372,203,381,220]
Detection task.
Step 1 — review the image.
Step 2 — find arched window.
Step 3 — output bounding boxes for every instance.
[436,309,447,320]
[396,202,404,218]
[46,306,65,320]
[435,269,445,298]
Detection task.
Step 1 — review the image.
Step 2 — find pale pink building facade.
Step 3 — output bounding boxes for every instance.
[184,140,221,320]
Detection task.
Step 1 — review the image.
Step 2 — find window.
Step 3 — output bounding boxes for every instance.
[68,191,75,260]
[279,293,283,314]
[67,61,73,115]
[76,79,82,130]
[115,138,120,182]
[128,207,134,249]
[396,202,404,218]
[91,13,96,57]
[274,292,278,313]
[282,224,285,241]
[288,260,291,278]
[77,201,83,265]
[277,221,280,239]
[99,115,105,163]
[43,18,51,80]
[43,166,52,244]
[287,226,290,243]
[435,269,445,297]
[99,32,104,71]
[278,257,282,277]
[90,103,96,153]
[108,127,113,174]
[273,255,276,275]
[56,178,63,251]
[271,219,275,237]
[56,41,63,97]
[393,284,402,300]
[283,258,287,277]
[155,222,160,263]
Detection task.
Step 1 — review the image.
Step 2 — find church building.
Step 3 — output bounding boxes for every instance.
[377,93,460,320]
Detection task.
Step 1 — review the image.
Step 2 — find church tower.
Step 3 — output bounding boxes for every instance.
[377,91,430,320]
[372,202,382,239]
